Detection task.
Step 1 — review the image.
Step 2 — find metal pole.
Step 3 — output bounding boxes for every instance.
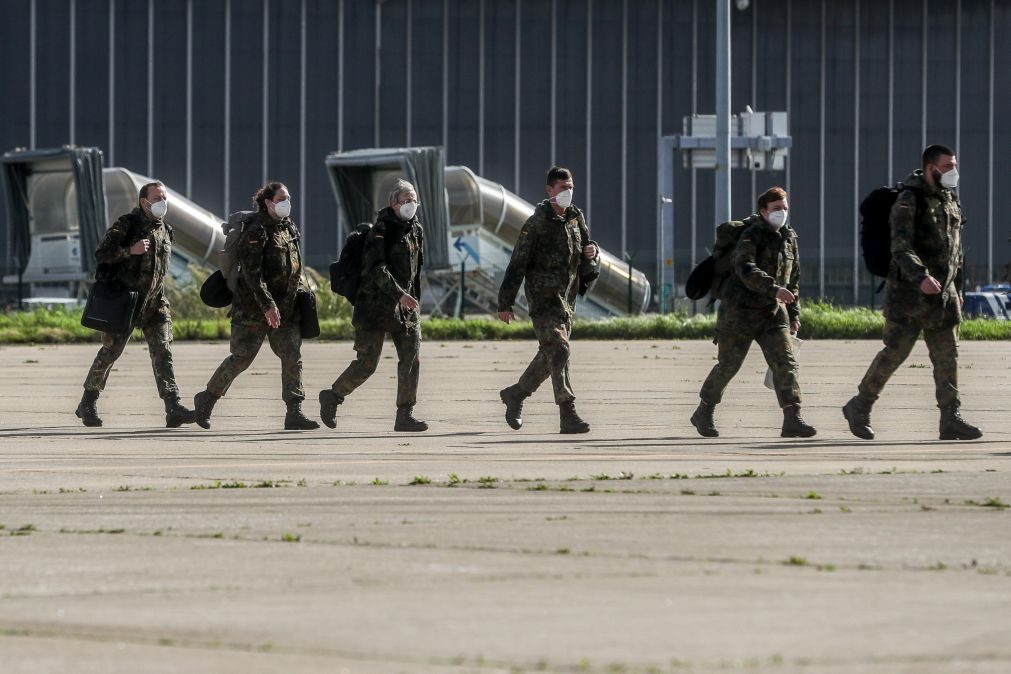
[625,253,634,316]
[715,0,731,224]
[456,258,466,319]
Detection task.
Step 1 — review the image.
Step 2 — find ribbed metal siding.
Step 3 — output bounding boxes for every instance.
[1,0,1008,298]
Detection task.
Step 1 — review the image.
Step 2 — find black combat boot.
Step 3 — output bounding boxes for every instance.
[285,399,320,430]
[842,395,875,440]
[781,404,817,438]
[394,406,429,432]
[939,406,982,440]
[164,395,197,428]
[558,401,590,434]
[318,389,345,429]
[193,390,220,429]
[499,384,529,430]
[75,390,102,427]
[690,401,719,438]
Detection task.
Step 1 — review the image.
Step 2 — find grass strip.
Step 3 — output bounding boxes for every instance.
[3,303,1011,343]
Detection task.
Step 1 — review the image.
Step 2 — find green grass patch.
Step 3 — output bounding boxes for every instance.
[6,295,1011,343]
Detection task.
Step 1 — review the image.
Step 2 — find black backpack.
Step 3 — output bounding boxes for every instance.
[684,220,752,301]
[329,223,373,304]
[859,183,922,278]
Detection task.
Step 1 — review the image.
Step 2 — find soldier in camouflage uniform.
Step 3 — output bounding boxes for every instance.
[497,166,600,434]
[844,144,981,441]
[193,182,318,431]
[76,181,196,428]
[319,179,428,432]
[691,187,816,439]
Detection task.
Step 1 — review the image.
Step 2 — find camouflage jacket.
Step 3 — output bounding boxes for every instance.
[231,211,304,326]
[721,214,801,323]
[95,207,173,322]
[498,200,599,319]
[353,207,424,329]
[884,169,963,327]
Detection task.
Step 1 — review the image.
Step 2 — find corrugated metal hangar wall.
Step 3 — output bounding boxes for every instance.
[2,0,1009,305]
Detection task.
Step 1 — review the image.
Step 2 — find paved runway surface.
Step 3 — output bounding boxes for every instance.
[1,338,1009,673]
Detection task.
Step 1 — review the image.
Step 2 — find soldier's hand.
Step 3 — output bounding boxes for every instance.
[583,244,598,259]
[920,275,943,295]
[498,311,515,324]
[264,306,281,329]
[790,320,800,335]
[775,287,796,304]
[399,294,419,312]
[129,239,150,255]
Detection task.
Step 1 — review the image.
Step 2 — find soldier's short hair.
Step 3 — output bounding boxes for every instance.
[757,186,788,211]
[253,181,287,212]
[922,144,955,167]
[139,181,164,201]
[388,179,417,206]
[546,166,572,186]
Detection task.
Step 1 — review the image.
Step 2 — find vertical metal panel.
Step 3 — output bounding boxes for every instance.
[443,0,449,155]
[299,0,307,238]
[921,0,927,147]
[374,0,381,148]
[107,0,114,162]
[223,0,231,213]
[620,0,627,255]
[406,0,413,148]
[30,0,36,149]
[550,0,556,165]
[338,0,344,151]
[690,0,697,269]
[887,0,893,180]
[853,0,861,303]
[655,0,662,286]
[749,0,756,209]
[784,0,790,195]
[261,0,269,184]
[819,0,826,298]
[514,0,521,192]
[955,0,961,154]
[584,0,591,217]
[185,0,193,196]
[147,0,154,177]
[69,0,76,145]
[478,0,485,174]
[988,0,994,282]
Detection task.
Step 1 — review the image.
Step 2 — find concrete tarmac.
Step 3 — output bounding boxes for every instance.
[0,338,1009,674]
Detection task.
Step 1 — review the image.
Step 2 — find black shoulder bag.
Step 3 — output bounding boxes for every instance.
[294,235,320,339]
[81,217,142,334]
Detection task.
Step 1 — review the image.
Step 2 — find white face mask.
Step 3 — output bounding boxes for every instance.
[553,188,573,209]
[398,201,418,221]
[765,209,788,229]
[272,199,292,218]
[148,199,168,219]
[940,167,959,189]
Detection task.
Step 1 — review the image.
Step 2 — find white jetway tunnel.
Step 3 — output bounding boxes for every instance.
[1,147,225,302]
[326,148,650,317]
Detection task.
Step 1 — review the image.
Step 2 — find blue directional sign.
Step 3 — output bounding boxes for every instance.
[453,237,480,264]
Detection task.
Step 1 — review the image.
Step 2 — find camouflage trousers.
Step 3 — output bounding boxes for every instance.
[517,315,575,405]
[331,321,421,409]
[700,309,800,407]
[83,317,178,400]
[206,322,304,403]
[857,318,959,408]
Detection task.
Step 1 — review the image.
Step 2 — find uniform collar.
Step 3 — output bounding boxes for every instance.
[133,206,163,228]
[539,200,576,221]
